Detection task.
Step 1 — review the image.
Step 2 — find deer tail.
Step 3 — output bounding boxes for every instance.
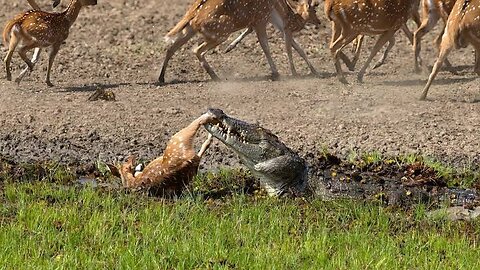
[164,0,205,43]
[3,20,18,47]
[324,0,334,21]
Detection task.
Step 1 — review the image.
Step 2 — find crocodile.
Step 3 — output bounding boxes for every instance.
[118,111,215,196]
[203,108,307,196]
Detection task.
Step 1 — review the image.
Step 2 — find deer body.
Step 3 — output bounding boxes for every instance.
[413,0,457,71]
[119,112,215,196]
[3,0,96,86]
[159,0,305,83]
[225,0,321,76]
[420,0,480,100]
[325,0,419,83]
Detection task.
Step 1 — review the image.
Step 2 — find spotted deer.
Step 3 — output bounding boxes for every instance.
[420,0,480,100]
[16,0,62,82]
[3,0,97,86]
[325,0,419,83]
[224,0,321,76]
[118,112,216,196]
[413,0,457,72]
[159,0,312,83]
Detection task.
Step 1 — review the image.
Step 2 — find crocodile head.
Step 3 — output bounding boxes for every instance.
[204,108,307,196]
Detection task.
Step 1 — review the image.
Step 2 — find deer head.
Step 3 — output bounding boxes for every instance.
[294,0,321,26]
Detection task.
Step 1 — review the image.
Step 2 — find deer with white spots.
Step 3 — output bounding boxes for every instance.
[325,0,420,84]
[413,0,457,72]
[420,0,480,100]
[224,0,321,76]
[15,0,62,83]
[3,0,97,86]
[118,111,216,196]
[159,0,313,83]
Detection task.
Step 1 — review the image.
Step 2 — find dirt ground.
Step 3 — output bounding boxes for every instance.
[0,0,479,176]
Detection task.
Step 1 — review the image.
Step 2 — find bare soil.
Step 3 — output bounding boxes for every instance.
[1,0,479,176]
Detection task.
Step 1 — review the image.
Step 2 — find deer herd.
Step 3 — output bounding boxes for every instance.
[2,0,480,100]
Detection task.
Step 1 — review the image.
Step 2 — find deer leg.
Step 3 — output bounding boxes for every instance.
[225,28,253,53]
[411,8,421,28]
[331,22,356,72]
[45,43,61,87]
[400,24,414,45]
[373,36,395,70]
[463,31,480,76]
[330,22,358,84]
[291,38,318,76]
[283,30,298,77]
[197,134,213,158]
[357,31,395,83]
[16,48,41,83]
[193,40,222,81]
[350,35,364,70]
[338,52,355,71]
[420,44,452,100]
[4,34,19,81]
[158,27,195,83]
[413,13,439,72]
[15,45,38,84]
[435,28,455,74]
[475,49,480,76]
[254,24,279,80]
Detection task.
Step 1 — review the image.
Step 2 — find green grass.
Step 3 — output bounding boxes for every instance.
[1,180,479,269]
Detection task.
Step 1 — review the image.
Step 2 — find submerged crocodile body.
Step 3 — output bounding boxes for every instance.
[203,108,307,196]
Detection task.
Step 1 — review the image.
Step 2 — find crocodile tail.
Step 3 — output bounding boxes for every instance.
[164,0,205,43]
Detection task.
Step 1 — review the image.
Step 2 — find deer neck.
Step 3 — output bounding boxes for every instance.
[63,0,83,26]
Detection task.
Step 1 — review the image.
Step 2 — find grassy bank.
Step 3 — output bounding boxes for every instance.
[1,179,479,269]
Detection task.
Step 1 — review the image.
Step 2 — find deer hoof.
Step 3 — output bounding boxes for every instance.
[356,74,365,83]
[338,77,349,85]
[46,81,54,87]
[6,73,12,81]
[158,76,165,84]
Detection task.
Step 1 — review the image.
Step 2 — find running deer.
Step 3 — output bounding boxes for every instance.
[413,0,457,72]
[420,0,480,100]
[159,0,307,83]
[325,0,420,84]
[118,112,216,196]
[3,0,97,86]
[16,0,62,82]
[224,0,321,76]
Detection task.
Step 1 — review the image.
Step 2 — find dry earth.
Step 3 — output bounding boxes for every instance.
[0,0,479,176]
